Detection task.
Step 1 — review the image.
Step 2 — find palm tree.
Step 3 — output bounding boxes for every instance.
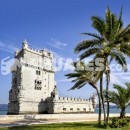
[105,83,130,118]
[74,7,130,122]
[65,61,103,125]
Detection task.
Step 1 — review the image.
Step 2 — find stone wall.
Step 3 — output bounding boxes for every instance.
[49,97,95,113]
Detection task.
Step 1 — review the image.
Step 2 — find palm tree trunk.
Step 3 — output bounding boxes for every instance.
[106,68,110,123]
[100,77,106,123]
[95,87,101,126]
[106,98,109,122]
[120,108,126,118]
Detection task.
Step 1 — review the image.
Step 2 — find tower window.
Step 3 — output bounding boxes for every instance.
[35,79,42,90]
[35,86,42,90]
[13,78,17,84]
[83,108,86,111]
[77,108,80,111]
[70,108,73,111]
[63,108,66,111]
[25,64,28,66]
[36,70,41,75]
[48,53,50,56]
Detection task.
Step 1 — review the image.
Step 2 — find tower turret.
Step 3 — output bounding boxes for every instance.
[22,39,28,49]
[51,86,59,101]
[91,94,97,109]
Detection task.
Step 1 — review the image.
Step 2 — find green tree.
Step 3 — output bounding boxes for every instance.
[105,83,130,118]
[66,61,103,125]
[74,7,130,123]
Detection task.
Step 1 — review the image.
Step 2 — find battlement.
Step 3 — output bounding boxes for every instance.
[28,46,42,54]
[47,96,92,103]
[15,40,53,59]
[58,97,91,103]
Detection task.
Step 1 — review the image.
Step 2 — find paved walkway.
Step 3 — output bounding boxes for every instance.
[1,113,128,128]
[0,118,97,128]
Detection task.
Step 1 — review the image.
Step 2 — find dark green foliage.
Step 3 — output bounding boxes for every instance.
[108,117,130,128]
[105,83,130,118]
[74,7,130,69]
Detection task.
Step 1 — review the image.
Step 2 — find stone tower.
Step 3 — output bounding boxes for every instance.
[8,40,55,114]
[8,40,97,114]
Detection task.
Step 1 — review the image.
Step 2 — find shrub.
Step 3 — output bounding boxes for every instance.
[108,117,130,128]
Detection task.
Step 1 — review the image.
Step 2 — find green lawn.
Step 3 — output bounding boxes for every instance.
[0,122,130,130]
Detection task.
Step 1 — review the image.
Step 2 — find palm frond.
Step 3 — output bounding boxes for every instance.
[110,50,127,71]
[115,24,130,42]
[79,46,101,60]
[74,39,101,54]
[91,16,105,35]
[105,83,130,110]
[120,43,130,57]
[69,80,86,90]
[105,7,119,41]
[65,73,81,79]
[81,32,103,40]
[118,6,123,30]
[119,6,123,22]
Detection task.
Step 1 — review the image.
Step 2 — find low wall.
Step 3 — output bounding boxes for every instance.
[0,114,130,121]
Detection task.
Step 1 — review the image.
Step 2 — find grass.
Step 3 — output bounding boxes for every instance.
[0,122,130,130]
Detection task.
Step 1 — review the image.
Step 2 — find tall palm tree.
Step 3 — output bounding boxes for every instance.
[65,61,103,125]
[105,83,130,118]
[74,7,130,122]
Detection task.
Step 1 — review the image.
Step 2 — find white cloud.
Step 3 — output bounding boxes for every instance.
[0,41,18,53]
[53,51,67,61]
[110,72,124,86]
[116,73,130,81]
[57,79,72,83]
[0,48,14,53]
[48,38,68,49]
[7,44,18,51]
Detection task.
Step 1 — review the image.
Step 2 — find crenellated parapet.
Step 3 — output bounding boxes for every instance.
[48,95,93,104]
[57,97,91,103]
[15,40,53,59]
[48,86,94,104]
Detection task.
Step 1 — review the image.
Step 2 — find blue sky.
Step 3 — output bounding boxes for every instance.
[0,0,130,104]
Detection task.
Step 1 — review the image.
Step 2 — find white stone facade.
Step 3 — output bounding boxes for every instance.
[8,41,96,114]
